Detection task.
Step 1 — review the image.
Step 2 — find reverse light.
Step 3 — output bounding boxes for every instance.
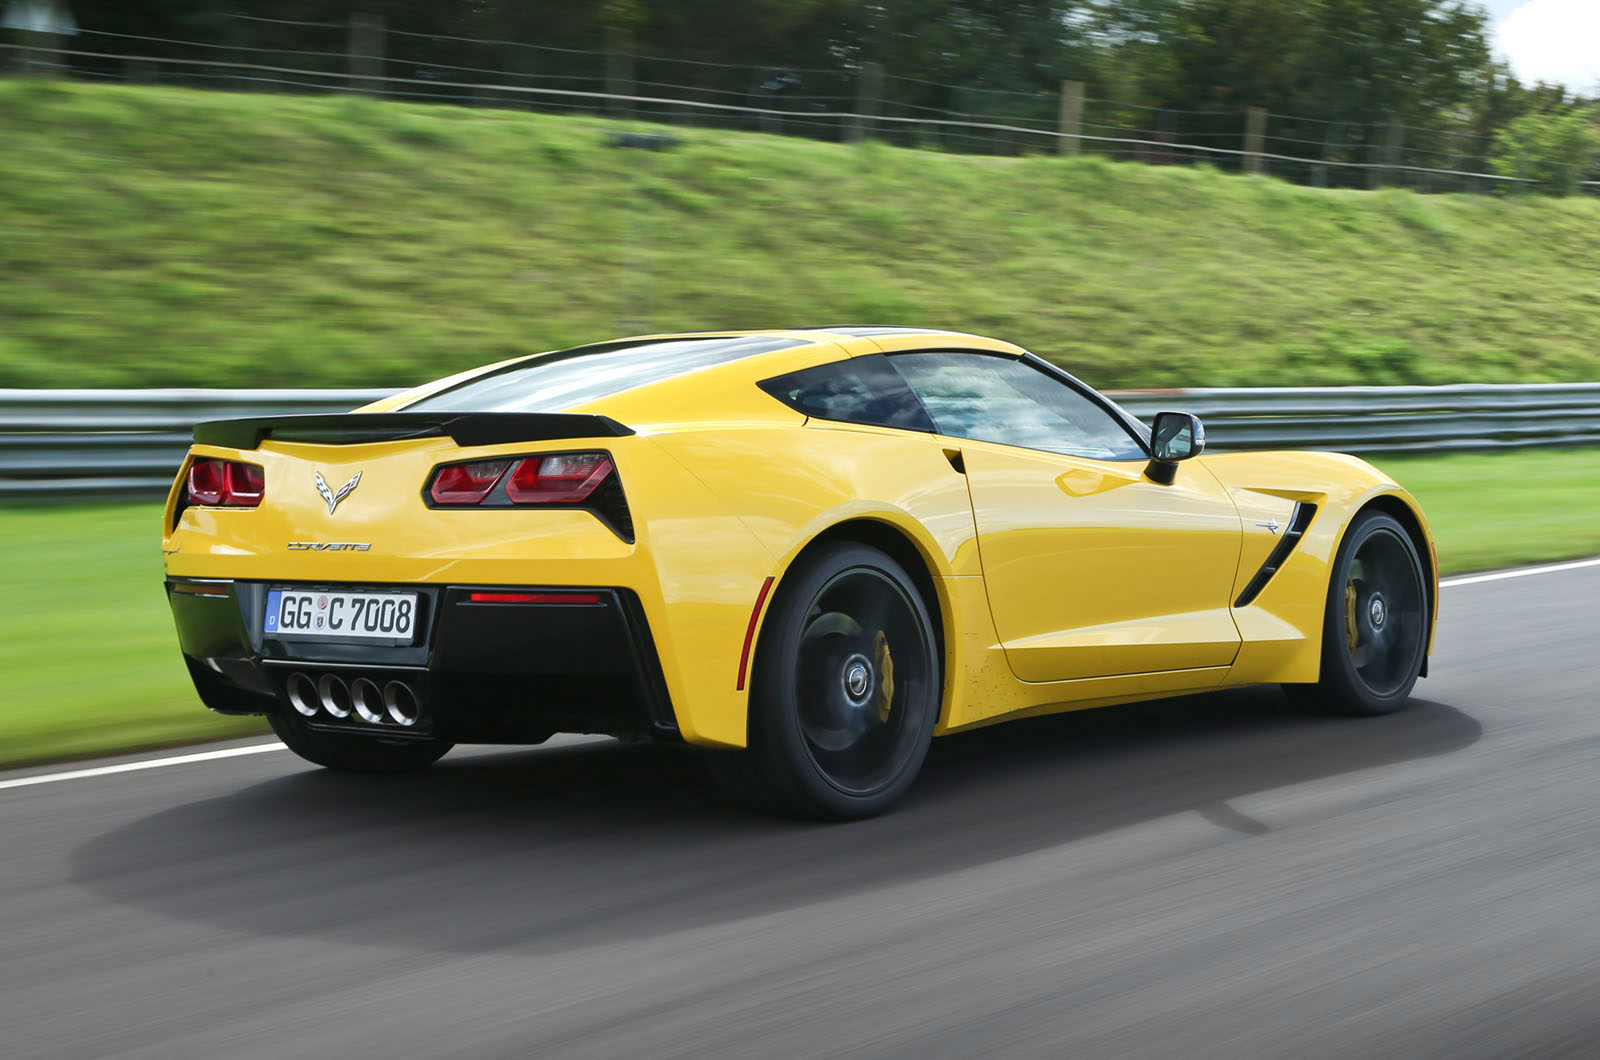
[187,458,265,507]
[429,459,511,505]
[170,581,231,597]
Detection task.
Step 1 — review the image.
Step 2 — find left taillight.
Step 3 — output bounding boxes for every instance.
[186,457,265,508]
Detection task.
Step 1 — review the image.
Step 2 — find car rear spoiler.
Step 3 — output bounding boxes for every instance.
[192,412,634,450]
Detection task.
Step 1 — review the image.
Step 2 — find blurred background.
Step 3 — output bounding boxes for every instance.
[4,4,1600,1058]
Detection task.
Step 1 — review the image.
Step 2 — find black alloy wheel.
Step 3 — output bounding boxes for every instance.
[1288,510,1429,716]
[709,542,941,819]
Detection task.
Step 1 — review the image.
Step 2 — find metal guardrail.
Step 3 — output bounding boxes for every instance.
[3,383,1599,496]
[1111,384,1600,454]
[0,389,394,495]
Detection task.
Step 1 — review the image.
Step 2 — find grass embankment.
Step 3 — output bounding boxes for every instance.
[1,448,1596,769]
[0,505,266,767]
[4,80,1600,390]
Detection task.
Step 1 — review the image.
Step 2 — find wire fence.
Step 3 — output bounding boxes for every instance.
[4,383,1600,496]
[5,13,1598,196]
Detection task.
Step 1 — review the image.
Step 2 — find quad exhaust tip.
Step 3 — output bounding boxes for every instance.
[285,671,424,727]
[384,680,421,727]
[316,674,353,719]
[286,672,319,718]
[350,677,386,725]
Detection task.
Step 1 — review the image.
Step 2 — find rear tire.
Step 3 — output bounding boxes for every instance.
[1286,510,1429,717]
[708,542,941,820]
[268,713,452,773]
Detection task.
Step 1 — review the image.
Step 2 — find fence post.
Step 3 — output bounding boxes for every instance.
[506,46,536,111]
[757,71,779,136]
[1315,121,1339,188]
[20,26,60,77]
[123,56,158,84]
[221,12,249,93]
[472,42,506,109]
[851,61,883,143]
[606,27,634,120]
[1057,80,1083,155]
[1385,118,1404,188]
[348,12,384,96]
[1243,106,1266,174]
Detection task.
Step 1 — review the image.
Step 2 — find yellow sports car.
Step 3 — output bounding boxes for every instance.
[163,327,1437,817]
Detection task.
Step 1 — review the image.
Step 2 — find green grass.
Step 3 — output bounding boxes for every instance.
[1,447,1596,769]
[1371,448,1600,574]
[0,504,265,768]
[4,80,1600,390]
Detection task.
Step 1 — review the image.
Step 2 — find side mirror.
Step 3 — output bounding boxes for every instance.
[1146,411,1205,484]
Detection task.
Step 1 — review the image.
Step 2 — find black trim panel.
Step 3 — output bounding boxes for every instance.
[1234,502,1318,608]
[166,578,679,742]
[193,412,633,451]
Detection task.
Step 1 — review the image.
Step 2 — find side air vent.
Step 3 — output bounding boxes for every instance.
[1234,502,1318,608]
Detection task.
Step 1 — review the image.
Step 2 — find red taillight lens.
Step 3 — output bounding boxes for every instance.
[505,452,614,504]
[187,458,265,508]
[429,459,511,505]
[227,462,265,504]
[188,458,227,505]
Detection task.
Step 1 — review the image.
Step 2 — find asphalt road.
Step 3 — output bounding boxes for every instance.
[4,563,1600,1059]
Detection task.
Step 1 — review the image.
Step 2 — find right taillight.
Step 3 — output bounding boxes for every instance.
[427,452,614,507]
[425,450,631,541]
[187,458,265,507]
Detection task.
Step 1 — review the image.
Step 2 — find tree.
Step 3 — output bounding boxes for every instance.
[1491,107,1600,195]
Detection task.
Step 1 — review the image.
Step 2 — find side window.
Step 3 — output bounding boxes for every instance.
[889,352,1146,460]
[758,355,936,433]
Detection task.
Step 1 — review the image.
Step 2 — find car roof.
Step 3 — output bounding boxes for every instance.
[367,327,1027,421]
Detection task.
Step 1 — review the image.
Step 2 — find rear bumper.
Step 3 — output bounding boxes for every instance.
[167,578,678,743]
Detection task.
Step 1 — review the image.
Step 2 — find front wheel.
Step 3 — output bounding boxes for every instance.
[709,542,942,819]
[268,713,453,773]
[1286,510,1429,716]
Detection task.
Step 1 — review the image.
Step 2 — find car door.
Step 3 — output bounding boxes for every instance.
[889,350,1244,683]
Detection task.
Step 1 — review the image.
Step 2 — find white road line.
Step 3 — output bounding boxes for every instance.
[0,742,284,792]
[1441,556,1600,588]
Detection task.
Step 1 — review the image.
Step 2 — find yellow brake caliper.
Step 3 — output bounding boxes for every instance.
[1345,581,1360,653]
[874,630,895,722]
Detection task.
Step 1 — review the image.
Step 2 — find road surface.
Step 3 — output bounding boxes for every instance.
[3,562,1599,1058]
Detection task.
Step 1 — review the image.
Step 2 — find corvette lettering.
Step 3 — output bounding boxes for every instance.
[286,542,371,551]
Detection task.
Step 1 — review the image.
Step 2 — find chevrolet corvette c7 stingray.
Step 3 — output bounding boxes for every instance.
[163,327,1437,817]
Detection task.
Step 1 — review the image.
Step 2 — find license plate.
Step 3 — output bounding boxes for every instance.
[265,589,418,641]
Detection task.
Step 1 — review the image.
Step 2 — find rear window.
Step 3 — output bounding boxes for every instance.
[758,355,935,432]
[403,336,805,413]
